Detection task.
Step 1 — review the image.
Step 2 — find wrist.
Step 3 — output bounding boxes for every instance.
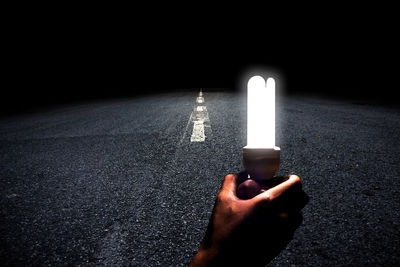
[190,247,219,266]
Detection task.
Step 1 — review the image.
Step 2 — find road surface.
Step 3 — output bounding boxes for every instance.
[1,91,399,266]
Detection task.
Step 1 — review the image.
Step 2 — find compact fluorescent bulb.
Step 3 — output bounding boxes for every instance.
[247,76,275,148]
[243,75,280,181]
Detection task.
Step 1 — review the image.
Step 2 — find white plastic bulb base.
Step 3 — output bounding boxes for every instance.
[243,146,280,183]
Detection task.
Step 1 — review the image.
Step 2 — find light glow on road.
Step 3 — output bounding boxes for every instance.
[247,76,275,148]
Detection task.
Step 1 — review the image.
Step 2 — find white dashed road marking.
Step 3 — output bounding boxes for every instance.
[190,89,211,142]
[191,121,205,142]
[196,97,204,104]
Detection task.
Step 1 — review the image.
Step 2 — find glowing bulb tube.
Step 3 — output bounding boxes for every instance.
[246,76,275,148]
[243,75,280,181]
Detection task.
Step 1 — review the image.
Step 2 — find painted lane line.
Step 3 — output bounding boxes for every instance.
[191,106,209,142]
[191,121,205,142]
[196,97,204,104]
[196,106,205,112]
[190,90,211,142]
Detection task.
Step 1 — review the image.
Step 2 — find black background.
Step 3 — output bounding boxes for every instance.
[3,4,398,115]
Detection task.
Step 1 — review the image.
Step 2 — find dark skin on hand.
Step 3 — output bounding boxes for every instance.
[190,171,309,267]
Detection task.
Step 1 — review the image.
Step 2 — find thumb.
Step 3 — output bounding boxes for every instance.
[248,175,302,209]
[221,174,239,196]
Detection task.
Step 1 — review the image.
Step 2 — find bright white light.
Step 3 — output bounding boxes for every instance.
[247,76,275,148]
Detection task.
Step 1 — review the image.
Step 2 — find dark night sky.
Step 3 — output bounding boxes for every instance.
[3,5,398,115]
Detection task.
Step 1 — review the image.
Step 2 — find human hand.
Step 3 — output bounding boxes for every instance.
[190,172,308,266]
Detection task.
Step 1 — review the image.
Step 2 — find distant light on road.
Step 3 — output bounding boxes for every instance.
[246,76,275,148]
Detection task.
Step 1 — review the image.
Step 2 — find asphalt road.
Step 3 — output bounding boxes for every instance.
[1,91,399,266]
